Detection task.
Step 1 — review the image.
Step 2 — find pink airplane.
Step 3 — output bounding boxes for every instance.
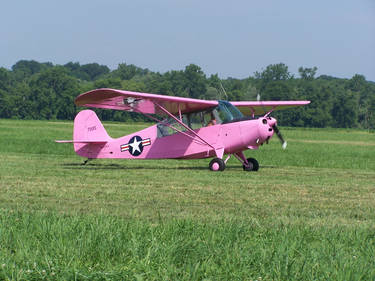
[57,88,310,171]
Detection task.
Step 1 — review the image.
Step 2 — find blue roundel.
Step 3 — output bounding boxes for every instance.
[128,135,144,156]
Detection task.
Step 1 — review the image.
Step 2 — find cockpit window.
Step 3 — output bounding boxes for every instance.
[156,101,244,138]
[217,101,244,123]
[157,115,189,138]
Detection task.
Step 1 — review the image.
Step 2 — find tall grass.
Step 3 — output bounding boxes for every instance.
[1,211,374,280]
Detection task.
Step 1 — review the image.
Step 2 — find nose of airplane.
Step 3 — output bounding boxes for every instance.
[257,117,275,143]
[258,117,287,149]
[267,117,277,127]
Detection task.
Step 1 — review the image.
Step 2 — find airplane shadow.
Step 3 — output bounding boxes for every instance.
[61,162,277,171]
[61,163,210,171]
[61,163,126,170]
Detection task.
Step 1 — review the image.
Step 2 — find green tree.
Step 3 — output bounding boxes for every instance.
[300,83,333,127]
[64,62,90,81]
[93,78,122,89]
[64,62,110,81]
[183,64,207,99]
[346,74,366,92]
[29,67,79,120]
[205,87,220,100]
[298,66,318,80]
[138,73,173,95]
[8,82,35,119]
[164,70,189,97]
[255,63,292,91]
[331,88,358,128]
[0,68,16,118]
[254,63,291,81]
[112,63,149,81]
[12,60,52,81]
[81,63,110,80]
[345,74,372,129]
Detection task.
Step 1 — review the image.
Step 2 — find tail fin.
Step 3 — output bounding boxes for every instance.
[55,110,111,158]
[73,109,111,143]
[73,110,111,156]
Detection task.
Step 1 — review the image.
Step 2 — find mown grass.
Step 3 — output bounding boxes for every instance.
[0,118,375,280]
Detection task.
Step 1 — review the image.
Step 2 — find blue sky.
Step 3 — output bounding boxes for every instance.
[1,0,374,80]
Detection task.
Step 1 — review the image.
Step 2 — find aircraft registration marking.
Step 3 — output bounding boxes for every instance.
[87,126,97,132]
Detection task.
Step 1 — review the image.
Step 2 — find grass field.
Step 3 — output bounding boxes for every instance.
[0,118,374,280]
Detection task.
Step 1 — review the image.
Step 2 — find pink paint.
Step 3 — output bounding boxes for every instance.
[211,162,220,171]
[57,88,310,171]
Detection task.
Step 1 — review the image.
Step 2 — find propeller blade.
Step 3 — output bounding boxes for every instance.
[282,141,287,150]
[272,125,287,149]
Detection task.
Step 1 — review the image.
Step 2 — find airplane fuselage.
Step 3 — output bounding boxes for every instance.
[74,115,276,160]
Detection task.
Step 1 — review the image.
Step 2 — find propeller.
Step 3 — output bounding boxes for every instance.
[258,93,287,150]
[272,124,287,149]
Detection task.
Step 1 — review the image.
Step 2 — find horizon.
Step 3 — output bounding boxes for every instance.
[2,59,373,82]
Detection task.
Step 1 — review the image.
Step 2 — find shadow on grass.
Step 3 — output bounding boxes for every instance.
[61,162,209,171]
[61,162,277,171]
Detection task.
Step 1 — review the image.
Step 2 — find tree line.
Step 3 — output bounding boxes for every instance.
[0,60,374,129]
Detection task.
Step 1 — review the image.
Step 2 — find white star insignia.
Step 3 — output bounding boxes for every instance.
[129,138,142,153]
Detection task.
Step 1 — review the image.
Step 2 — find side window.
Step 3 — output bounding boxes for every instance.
[157,115,189,138]
[203,112,212,126]
[218,105,231,123]
[203,111,218,126]
[190,109,221,128]
[212,109,222,124]
[157,122,174,137]
[156,107,221,138]
[189,112,204,130]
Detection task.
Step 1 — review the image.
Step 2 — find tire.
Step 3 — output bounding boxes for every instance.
[243,157,259,172]
[209,158,225,171]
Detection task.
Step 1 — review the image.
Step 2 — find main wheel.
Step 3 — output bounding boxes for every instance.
[209,158,225,171]
[243,157,259,171]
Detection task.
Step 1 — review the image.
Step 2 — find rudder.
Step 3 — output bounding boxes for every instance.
[73,110,111,154]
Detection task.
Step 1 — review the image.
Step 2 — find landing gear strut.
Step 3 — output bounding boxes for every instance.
[234,151,260,172]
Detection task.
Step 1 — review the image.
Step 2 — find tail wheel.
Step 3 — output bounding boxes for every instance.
[243,157,259,172]
[209,158,225,171]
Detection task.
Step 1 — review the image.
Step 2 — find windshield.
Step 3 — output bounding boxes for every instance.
[217,101,244,123]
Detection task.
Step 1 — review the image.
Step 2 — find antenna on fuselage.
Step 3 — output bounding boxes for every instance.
[257,92,267,116]
[219,82,228,100]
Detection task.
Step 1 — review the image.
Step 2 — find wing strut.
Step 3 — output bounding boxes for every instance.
[155,102,216,150]
[264,106,277,117]
[140,110,208,146]
[127,105,208,146]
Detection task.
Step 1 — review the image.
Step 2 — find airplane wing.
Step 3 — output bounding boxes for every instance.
[230,101,311,116]
[75,88,218,115]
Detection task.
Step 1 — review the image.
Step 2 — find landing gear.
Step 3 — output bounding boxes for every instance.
[82,158,93,165]
[243,157,259,172]
[209,158,225,171]
[208,153,259,172]
[233,152,259,172]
